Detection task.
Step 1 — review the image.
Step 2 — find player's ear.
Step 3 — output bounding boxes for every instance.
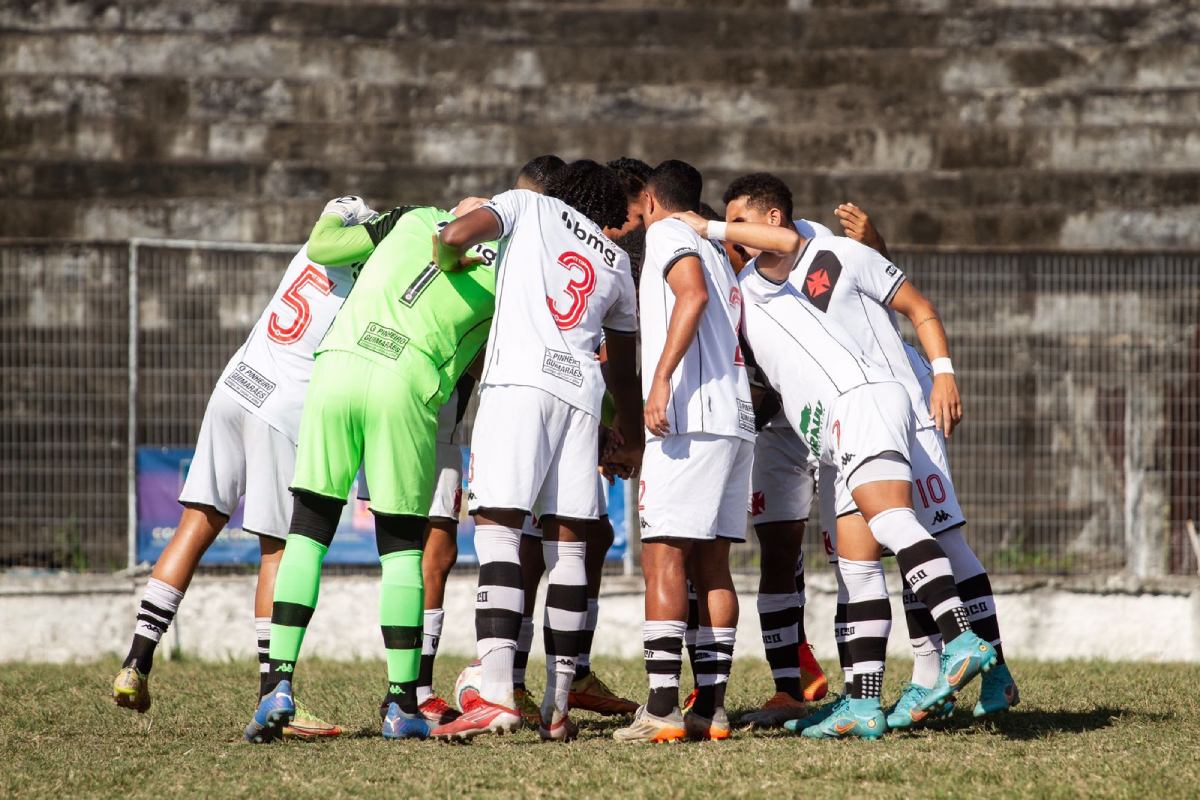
[768,207,783,227]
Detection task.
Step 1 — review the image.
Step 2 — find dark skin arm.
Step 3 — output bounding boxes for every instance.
[835,202,889,259]
[435,207,501,271]
[600,330,643,476]
[645,256,708,437]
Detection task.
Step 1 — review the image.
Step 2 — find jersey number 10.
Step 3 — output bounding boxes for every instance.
[268,264,334,345]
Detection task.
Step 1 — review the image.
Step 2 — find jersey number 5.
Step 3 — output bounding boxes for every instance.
[547,251,596,330]
[268,264,333,345]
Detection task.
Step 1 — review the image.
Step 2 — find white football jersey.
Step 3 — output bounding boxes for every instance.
[640,218,755,442]
[480,189,638,419]
[739,258,894,465]
[787,235,933,428]
[794,218,834,239]
[217,244,358,444]
[435,381,478,446]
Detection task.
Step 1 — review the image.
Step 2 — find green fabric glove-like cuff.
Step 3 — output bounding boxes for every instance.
[434,237,464,272]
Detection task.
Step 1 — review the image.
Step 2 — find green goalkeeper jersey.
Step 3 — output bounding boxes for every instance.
[316,206,498,407]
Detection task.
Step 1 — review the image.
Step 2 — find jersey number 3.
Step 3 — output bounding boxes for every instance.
[547,251,596,330]
[268,264,333,345]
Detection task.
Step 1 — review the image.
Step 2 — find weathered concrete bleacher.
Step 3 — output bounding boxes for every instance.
[2,0,1198,247]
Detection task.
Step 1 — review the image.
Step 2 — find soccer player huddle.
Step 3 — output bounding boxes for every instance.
[112,155,1018,745]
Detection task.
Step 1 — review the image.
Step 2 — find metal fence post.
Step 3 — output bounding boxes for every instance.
[126,240,140,571]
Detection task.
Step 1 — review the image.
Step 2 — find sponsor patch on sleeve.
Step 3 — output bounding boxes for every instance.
[541,348,584,387]
[358,322,409,360]
[223,362,276,407]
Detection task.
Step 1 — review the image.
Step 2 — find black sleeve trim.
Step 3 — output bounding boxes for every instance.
[602,325,637,336]
[661,249,700,278]
[481,205,506,236]
[364,205,419,245]
[883,273,907,306]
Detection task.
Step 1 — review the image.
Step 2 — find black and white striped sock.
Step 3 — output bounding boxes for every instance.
[757,592,801,698]
[833,563,853,694]
[940,528,1005,663]
[575,598,599,680]
[902,588,943,689]
[693,626,736,717]
[255,616,271,697]
[794,547,808,645]
[684,581,699,680]
[513,616,534,689]
[124,577,184,675]
[542,540,587,719]
[474,524,524,705]
[644,619,686,717]
[417,608,444,705]
[840,559,891,700]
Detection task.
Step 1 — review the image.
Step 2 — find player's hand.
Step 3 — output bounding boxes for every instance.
[670,211,709,237]
[644,376,671,437]
[929,373,963,437]
[452,196,488,217]
[834,203,887,254]
[432,234,483,272]
[323,195,374,225]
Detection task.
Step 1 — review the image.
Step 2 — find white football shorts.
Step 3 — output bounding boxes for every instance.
[750,424,816,526]
[468,385,600,521]
[638,433,753,543]
[179,387,294,540]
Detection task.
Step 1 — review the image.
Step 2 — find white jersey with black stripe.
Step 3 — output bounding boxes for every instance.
[787,234,934,429]
[640,217,755,442]
[739,251,896,464]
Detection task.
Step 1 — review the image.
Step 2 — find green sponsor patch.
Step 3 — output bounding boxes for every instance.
[358,322,409,360]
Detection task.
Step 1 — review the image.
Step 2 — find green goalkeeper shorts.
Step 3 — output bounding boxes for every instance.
[292,349,439,517]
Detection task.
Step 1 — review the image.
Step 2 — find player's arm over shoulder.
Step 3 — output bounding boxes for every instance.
[306,200,418,266]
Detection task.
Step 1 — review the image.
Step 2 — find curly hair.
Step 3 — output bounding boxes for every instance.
[722,172,793,220]
[545,160,629,231]
[516,154,566,193]
[607,157,653,200]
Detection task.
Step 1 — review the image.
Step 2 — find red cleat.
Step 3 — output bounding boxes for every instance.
[418,695,461,725]
[431,695,522,742]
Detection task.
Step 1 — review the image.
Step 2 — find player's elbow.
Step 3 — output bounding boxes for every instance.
[439,221,470,249]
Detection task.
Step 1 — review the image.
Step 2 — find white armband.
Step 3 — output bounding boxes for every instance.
[931,357,954,376]
[706,221,728,241]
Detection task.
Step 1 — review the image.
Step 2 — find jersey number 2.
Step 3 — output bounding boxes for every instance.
[268,264,333,345]
[547,251,596,330]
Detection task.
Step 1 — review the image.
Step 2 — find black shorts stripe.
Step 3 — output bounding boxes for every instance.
[272,601,315,628]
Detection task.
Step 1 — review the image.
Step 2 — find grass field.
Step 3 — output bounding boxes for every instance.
[3,656,1196,799]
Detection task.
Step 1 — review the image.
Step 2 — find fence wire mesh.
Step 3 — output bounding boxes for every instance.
[2,241,1197,576]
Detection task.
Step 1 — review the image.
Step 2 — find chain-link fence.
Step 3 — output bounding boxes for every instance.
[2,241,1198,576]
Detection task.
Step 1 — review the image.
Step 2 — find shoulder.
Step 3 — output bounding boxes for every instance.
[646,217,700,251]
[794,218,834,238]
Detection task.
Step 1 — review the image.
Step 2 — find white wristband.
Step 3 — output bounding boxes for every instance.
[706,221,728,240]
[931,357,954,376]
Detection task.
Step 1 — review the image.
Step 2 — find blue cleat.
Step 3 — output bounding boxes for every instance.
[245,680,296,743]
[799,697,886,740]
[783,694,847,734]
[918,631,997,714]
[973,662,1020,717]
[382,702,431,740]
[886,683,954,730]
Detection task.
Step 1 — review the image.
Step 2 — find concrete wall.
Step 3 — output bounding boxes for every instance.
[3,570,1197,664]
[2,0,1198,248]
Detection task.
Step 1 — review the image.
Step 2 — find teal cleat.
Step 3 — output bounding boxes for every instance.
[245,680,296,743]
[918,631,997,714]
[886,683,955,730]
[799,698,886,740]
[382,702,431,740]
[783,694,847,734]
[973,662,1019,717]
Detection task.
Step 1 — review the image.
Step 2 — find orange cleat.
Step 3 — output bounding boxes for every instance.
[568,672,638,716]
[798,642,829,702]
[738,691,809,728]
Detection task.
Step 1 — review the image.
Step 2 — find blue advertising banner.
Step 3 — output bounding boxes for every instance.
[136,446,629,566]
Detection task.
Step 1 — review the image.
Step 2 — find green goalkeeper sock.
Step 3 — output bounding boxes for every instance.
[380,549,424,713]
[266,533,328,693]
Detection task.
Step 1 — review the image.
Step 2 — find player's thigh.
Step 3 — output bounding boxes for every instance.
[291,352,367,502]
[468,385,559,515]
[180,389,247,516]
[750,426,815,526]
[537,406,600,521]
[639,434,732,542]
[910,427,966,534]
[241,417,296,540]
[831,382,914,517]
[361,364,438,517]
[715,437,754,542]
[428,442,464,522]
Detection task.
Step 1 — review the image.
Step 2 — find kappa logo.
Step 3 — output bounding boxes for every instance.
[932,509,952,525]
[276,663,294,673]
[841,452,855,467]
[802,251,844,312]
[762,633,783,645]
